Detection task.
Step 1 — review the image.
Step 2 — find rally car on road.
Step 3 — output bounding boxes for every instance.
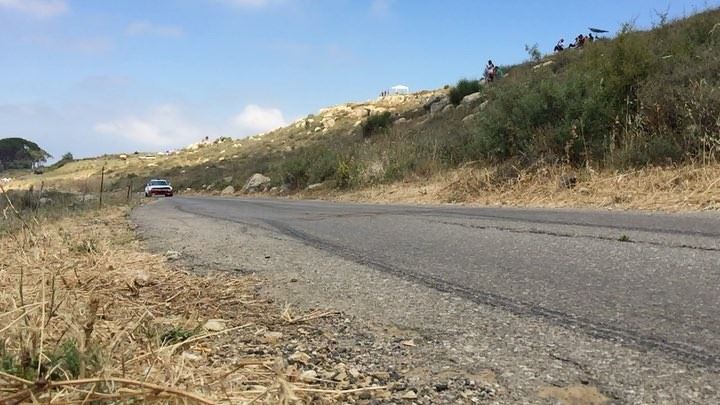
[144,179,174,197]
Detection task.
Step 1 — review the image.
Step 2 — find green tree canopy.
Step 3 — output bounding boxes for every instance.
[0,137,52,170]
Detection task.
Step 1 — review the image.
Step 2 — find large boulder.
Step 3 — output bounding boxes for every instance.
[221,185,235,195]
[461,92,483,105]
[429,98,450,115]
[353,108,370,118]
[423,95,444,110]
[242,173,272,193]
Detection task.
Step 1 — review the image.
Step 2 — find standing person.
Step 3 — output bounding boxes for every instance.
[485,60,496,82]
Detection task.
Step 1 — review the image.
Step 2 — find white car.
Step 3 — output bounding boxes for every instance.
[144,179,174,197]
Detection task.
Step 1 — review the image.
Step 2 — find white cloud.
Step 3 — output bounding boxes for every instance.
[232,105,286,134]
[94,105,204,149]
[0,0,67,18]
[126,21,184,38]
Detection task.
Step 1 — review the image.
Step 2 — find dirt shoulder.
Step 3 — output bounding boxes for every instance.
[132,201,720,404]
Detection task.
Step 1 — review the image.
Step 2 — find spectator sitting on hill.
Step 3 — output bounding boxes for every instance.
[554,38,565,52]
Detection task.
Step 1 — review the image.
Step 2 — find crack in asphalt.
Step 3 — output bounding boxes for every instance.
[426,219,720,252]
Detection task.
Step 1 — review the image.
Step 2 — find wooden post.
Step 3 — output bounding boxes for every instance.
[99,166,105,209]
[127,180,132,204]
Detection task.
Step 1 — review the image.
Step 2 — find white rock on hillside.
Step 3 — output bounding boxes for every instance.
[221,185,235,195]
[461,92,483,105]
[242,173,272,193]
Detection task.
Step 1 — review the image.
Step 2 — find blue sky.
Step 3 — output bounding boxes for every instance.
[0,0,717,158]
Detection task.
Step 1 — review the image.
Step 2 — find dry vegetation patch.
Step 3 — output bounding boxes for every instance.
[0,206,387,403]
[328,163,720,211]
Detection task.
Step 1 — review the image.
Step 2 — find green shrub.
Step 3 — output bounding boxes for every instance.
[362,112,393,138]
[449,79,481,105]
[160,328,194,345]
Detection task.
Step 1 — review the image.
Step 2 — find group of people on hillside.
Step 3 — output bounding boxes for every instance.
[484,60,500,83]
[554,33,595,52]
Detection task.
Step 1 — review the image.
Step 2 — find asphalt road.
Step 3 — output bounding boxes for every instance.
[165,196,720,368]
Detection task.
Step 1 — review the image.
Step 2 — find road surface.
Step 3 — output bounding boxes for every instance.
[144,196,720,368]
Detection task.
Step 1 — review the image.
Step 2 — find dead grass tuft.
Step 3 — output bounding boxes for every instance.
[0,201,385,403]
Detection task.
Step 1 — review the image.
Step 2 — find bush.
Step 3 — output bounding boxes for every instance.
[449,79,481,105]
[362,112,393,138]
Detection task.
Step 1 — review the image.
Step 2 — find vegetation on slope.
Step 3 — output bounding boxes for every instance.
[7,8,720,200]
[269,8,720,189]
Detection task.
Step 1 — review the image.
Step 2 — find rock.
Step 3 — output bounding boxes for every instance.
[165,250,181,261]
[401,390,418,400]
[39,197,52,205]
[203,319,226,332]
[461,91,483,105]
[306,183,324,191]
[442,104,455,113]
[429,98,450,115]
[400,339,416,347]
[181,351,203,362]
[479,100,489,111]
[119,154,128,160]
[289,351,311,365]
[423,95,444,110]
[435,382,449,392]
[221,185,235,195]
[261,331,283,344]
[300,370,318,383]
[578,187,591,195]
[242,173,272,193]
[321,117,336,128]
[353,108,370,118]
[533,60,555,70]
[395,117,408,124]
[462,113,479,123]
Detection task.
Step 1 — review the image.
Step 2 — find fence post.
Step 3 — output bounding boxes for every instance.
[99,166,105,209]
[127,180,132,204]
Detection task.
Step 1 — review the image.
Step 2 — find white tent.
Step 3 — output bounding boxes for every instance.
[390,85,410,94]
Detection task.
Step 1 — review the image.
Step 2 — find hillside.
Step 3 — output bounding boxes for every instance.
[4,8,720,210]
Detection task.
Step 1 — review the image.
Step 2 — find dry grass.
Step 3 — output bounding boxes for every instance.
[0,200,384,403]
[328,163,720,212]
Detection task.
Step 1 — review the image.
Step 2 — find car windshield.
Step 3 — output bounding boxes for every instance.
[150,180,169,186]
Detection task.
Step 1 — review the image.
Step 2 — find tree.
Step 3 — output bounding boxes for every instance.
[0,138,52,170]
[525,43,542,62]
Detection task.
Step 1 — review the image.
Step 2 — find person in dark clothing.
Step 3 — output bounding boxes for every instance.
[554,38,565,52]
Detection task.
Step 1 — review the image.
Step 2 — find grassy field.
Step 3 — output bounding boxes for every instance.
[3,8,719,211]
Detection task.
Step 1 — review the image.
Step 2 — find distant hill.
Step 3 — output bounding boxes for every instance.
[0,138,51,171]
